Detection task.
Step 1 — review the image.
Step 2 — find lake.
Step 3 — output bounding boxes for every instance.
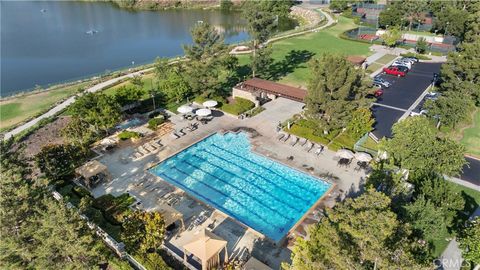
[1,1,251,96]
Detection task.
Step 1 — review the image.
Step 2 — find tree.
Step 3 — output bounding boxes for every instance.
[1,145,104,269]
[285,189,427,270]
[402,0,428,31]
[433,5,469,38]
[346,108,374,139]
[122,211,165,253]
[305,54,370,133]
[219,0,233,11]
[250,46,274,79]
[417,177,465,226]
[404,196,449,243]
[35,144,84,181]
[28,198,104,269]
[62,117,96,153]
[159,68,191,103]
[423,91,474,129]
[182,22,235,96]
[131,75,144,89]
[69,93,121,134]
[329,0,348,12]
[114,85,145,106]
[378,3,406,29]
[458,217,480,265]
[382,27,401,47]
[440,38,480,105]
[416,37,428,54]
[183,22,225,61]
[383,117,466,178]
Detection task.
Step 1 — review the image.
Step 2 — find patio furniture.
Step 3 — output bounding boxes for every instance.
[281,133,290,142]
[336,149,355,159]
[276,132,286,140]
[298,137,307,146]
[289,136,299,146]
[314,145,324,156]
[304,142,314,152]
[178,129,186,136]
[354,152,372,162]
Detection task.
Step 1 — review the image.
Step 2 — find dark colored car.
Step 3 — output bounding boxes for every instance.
[383,66,408,77]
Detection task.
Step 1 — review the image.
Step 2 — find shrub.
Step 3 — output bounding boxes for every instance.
[221,97,255,115]
[147,117,165,130]
[400,52,431,60]
[118,131,140,140]
[134,252,171,270]
[73,186,92,198]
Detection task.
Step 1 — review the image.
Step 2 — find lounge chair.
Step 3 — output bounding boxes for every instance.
[145,143,156,151]
[304,142,314,152]
[170,132,180,139]
[281,133,290,142]
[133,152,143,159]
[289,136,299,146]
[277,133,286,140]
[153,139,163,148]
[298,137,307,146]
[178,129,186,136]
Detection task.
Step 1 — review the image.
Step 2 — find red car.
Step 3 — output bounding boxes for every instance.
[383,66,408,77]
[367,89,384,99]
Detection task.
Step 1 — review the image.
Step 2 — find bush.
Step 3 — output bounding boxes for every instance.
[221,97,255,115]
[118,131,140,140]
[73,186,92,198]
[288,124,330,145]
[134,252,171,270]
[147,117,165,130]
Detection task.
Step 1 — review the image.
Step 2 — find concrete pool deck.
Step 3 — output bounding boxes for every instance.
[91,97,367,269]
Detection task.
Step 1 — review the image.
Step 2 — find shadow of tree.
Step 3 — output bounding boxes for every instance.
[266,49,315,81]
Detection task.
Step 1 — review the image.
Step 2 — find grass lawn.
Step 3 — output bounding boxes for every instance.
[431,183,480,257]
[237,16,372,87]
[460,108,480,158]
[0,81,90,131]
[366,62,383,73]
[102,72,156,100]
[375,54,397,65]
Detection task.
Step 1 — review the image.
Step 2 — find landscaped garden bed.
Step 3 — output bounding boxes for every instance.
[221,97,255,116]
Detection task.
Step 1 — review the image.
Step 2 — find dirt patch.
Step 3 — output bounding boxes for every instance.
[18,116,72,158]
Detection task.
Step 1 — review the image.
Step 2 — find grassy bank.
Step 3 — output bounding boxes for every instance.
[0,82,90,131]
[237,16,372,87]
[460,108,480,158]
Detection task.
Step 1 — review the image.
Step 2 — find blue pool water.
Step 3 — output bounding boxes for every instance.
[149,132,331,241]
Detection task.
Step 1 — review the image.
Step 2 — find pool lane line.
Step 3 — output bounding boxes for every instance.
[157,167,281,230]
[208,143,322,196]
[199,147,313,204]
[179,158,295,221]
[188,151,305,213]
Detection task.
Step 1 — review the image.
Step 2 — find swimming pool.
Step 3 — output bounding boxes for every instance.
[149,132,331,241]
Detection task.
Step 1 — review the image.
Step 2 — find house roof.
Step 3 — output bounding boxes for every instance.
[237,78,307,102]
[346,55,367,65]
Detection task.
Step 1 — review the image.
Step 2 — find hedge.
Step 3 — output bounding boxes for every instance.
[148,117,165,130]
[118,130,140,140]
[221,97,255,115]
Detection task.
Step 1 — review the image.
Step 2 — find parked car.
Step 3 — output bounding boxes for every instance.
[383,66,408,77]
[373,76,391,88]
[367,88,384,99]
[392,60,412,69]
[400,57,418,65]
[402,57,419,63]
[425,92,440,100]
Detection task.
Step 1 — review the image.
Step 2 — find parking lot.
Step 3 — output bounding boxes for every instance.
[371,62,442,138]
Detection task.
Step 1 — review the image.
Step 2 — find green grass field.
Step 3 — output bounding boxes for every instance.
[238,16,372,87]
[102,72,156,99]
[460,108,480,158]
[0,82,90,131]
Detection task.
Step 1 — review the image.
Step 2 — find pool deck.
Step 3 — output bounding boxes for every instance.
[91,97,367,269]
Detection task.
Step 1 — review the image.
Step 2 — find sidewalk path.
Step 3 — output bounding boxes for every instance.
[4,68,153,140]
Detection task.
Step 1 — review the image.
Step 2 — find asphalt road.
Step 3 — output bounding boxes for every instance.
[371,62,442,138]
[461,157,480,186]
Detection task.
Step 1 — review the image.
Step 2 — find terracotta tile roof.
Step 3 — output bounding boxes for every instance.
[237,78,307,102]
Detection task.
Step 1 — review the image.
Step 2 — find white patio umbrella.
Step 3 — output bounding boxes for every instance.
[377,150,388,160]
[195,108,212,117]
[177,105,193,114]
[202,100,218,108]
[336,149,355,159]
[354,152,372,162]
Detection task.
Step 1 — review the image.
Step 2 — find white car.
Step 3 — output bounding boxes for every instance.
[392,60,412,70]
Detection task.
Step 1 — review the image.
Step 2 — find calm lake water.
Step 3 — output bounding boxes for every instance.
[0,1,250,96]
